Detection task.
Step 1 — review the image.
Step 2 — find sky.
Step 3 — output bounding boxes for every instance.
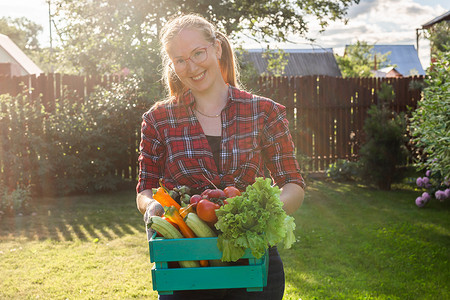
[1,0,449,69]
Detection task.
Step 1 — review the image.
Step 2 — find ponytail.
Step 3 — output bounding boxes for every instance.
[216,31,240,88]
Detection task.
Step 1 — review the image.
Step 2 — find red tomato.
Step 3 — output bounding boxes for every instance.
[196,199,220,223]
[189,194,203,206]
[201,189,212,197]
[207,189,226,199]
[201,188,226,200]
[223,186,241,198]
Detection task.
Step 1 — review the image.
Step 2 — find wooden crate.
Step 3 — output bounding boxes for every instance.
[149,236,269,295]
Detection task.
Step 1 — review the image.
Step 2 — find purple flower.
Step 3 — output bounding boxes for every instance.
[422,177,430,185]
[435,190,445,201]
[422,192,431,202]
[445,189,450,199]
[425,170,432,177]
[425,183,432,189]
[416,177,424,187]
[415,196,426,207]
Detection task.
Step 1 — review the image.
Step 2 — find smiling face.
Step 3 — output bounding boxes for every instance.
[166,28,225,95]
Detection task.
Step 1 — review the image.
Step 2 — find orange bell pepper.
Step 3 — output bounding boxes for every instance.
[153,186,181,211]
[165,206,211,267]
[164,206,196,238]
[179,203,196,218]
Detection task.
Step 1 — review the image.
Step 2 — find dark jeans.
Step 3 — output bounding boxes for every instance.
[158,246,285,300]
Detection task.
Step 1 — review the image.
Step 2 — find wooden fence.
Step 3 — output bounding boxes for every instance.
[0,73,424,183]
[256,75,424,171]
[0,73,122,112]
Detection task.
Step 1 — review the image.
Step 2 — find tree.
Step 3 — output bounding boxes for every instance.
[335,40,390,77]
[235,47,260,91]
[409,46,450,181]
[0,17,43,53]
[358,83,409,190]
[51,0,360,75]
[0,17,54,72]
[427,21,450,54]
[262,48,290,77]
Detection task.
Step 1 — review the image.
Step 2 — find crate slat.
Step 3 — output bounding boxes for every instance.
[149,237,262,262]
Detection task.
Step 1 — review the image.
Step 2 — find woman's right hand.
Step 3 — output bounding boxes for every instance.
[143,200,164,225]
[137,189,164,224]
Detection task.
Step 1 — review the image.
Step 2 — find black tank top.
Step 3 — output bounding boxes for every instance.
[205,135,221,169]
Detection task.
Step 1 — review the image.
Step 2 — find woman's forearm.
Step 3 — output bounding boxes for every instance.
[136,189,155,215]
[280,183,304,215]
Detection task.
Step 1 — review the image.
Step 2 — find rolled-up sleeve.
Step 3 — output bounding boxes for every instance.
[261,102,305,189]
[136,111,165,193]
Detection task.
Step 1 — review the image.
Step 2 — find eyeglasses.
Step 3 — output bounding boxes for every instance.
[170,43,214,73]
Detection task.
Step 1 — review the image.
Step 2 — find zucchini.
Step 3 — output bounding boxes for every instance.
[148,216,183,239]
[148,216,200,268]
[185,213,217,237]
[180,260,201,268]
[184,213,228,266]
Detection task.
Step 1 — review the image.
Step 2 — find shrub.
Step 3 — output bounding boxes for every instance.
[409,46,450,183]
[326,159,359,182]
[414,169,449,207]
[0,92,48,194]
[0,75,160,196]
[42,75,159,195]
[0,184,32,216]
[358,83,410,190]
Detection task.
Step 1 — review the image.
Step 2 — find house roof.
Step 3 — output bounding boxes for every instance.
[372,66,402,77]
[0,33,43,75]
[378,66,397,73]
[370,45,425,76]
[242,48,342,77]
[422,10,450,29]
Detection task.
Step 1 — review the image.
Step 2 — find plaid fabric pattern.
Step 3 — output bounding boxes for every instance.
[137,85,305,192]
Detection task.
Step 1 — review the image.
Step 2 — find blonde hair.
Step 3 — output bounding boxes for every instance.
[160,14,240,98]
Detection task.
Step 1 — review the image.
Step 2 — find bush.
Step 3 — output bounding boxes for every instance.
[0,75,160,196]
[0,92,48,194]
[414,169,450,207]
[0,184,32,216]
[46,75,160,195]
[409,46,450,183]
[358,83,410,190]
[326,159,359,182]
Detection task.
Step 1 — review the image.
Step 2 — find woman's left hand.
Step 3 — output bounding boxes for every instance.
[280,183,304,215]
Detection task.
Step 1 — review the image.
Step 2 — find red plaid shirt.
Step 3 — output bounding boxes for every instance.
[137,86,305,192]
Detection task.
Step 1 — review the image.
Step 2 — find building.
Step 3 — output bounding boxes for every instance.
[242,48,342,77]
[421,10,450,30]
[419,10,450,61]
[372,66,403,78]
[0,34,43,76]
[370,45,425,77]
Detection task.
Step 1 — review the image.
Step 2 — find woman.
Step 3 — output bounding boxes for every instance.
[136,13,305,300]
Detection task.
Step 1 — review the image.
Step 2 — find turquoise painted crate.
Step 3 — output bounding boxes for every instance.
[149,235,269,295]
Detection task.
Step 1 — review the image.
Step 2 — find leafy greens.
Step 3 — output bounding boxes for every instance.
[215,177,297,262]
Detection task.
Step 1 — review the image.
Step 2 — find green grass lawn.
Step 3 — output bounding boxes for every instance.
[1,180,449,299]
